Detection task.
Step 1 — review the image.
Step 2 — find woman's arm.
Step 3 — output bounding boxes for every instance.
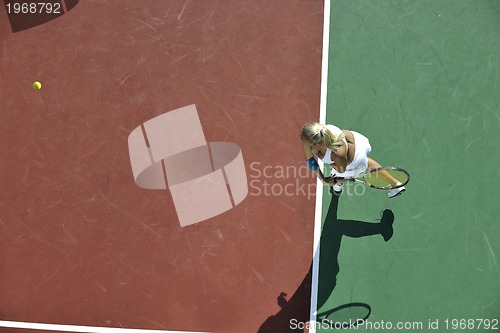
[331,144,348,173]
[315,168,335,185]
[302,140,334,185]
[302,140,314,159]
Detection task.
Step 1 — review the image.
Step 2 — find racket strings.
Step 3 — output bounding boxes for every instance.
[364,169,409,189]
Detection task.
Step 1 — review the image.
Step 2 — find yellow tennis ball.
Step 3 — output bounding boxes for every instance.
[32,81,42,90]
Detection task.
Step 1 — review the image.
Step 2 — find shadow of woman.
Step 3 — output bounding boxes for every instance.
[257,191,394,332]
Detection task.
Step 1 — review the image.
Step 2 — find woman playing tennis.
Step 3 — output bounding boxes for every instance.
[300,122,405,198]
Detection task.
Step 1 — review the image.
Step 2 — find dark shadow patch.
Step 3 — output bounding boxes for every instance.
[2,0,79,33]
[258,191,394,332]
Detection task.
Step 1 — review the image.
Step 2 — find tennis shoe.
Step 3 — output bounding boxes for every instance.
[388,185,405,198]
[331,183,343,196]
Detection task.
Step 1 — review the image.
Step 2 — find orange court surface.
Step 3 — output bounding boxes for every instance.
[0,1,325,332]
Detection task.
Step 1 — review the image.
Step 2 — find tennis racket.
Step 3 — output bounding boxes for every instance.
[331,167,410,190]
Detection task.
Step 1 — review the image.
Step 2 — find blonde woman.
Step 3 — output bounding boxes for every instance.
[300,122,405,198]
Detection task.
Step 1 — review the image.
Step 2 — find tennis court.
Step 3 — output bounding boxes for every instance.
[315,1,500,332]
[0,1,498,333]
[0,1,323,332]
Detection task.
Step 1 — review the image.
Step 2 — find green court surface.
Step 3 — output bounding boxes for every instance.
[316,0,500,332]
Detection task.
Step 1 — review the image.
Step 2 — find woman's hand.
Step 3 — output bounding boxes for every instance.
[323,175,343,187]
[323,176,335,186]
[319,175,334,186]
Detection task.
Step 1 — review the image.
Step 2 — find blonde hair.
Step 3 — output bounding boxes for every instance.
[301,122,346,153]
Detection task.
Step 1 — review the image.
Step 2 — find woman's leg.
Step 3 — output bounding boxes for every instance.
[367,157,382,170]
[367,158,400,186]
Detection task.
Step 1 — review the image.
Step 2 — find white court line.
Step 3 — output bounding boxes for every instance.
[0,321,210,333]
[308,0,331,332]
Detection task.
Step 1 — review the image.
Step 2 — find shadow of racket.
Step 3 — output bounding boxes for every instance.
[316,302,371,329]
